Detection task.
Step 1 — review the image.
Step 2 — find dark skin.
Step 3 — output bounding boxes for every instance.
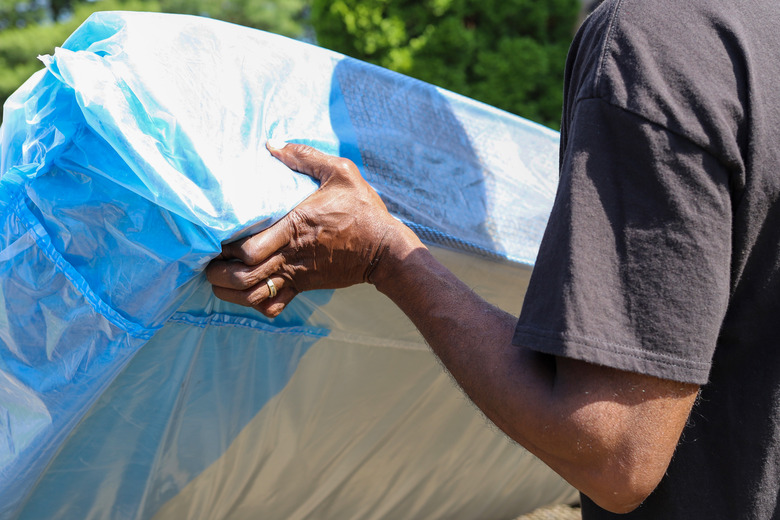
[207,142,700,514]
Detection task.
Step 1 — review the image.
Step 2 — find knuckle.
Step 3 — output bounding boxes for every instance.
[235,251,250,266]
[266,306,283,318]
[332,158,357,176]
[333,157,353,171]
[290,144,316,165]
[227,269,246,288]
[227,267,252,289]
[286,209,313,239]
[246,287,265,307]
[286,142,307,154]
[286,208,305,228]
[237,244,259,265]
[296,144,316,158]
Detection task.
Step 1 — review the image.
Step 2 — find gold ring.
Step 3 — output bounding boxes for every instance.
[266,278,277,298]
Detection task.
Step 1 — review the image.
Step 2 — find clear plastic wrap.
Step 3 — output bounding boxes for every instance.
[0,12,572,519]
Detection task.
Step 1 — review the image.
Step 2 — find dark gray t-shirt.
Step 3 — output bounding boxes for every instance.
[514,0,780,517]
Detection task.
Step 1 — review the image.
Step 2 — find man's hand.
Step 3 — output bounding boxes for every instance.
[206,142,404,317]
[206,142,700,514]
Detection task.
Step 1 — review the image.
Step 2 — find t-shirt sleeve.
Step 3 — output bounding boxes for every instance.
[513,98,732,385]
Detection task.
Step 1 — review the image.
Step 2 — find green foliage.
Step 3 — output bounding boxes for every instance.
[0,0,311,123]
[0,0,79,29]
[163,0,310,38]
[0,0,49,30]
[0,0,162,120]
[311,0,579,128]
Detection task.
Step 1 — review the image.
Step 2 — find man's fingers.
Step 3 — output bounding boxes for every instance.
[254,287,297,318]
[210,274,288,308]
[219,217,293,265]
[266,141,357,183]
[206,253,286,289]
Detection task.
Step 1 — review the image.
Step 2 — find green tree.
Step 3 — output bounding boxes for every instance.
[311,0,579,129]
[0,0,49,30]
[0,0,311,124]
[0,0,160,121]
[163,0,311,39]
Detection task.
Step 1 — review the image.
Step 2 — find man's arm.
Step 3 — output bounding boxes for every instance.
[207,143,699,514]
[373,236,698,513]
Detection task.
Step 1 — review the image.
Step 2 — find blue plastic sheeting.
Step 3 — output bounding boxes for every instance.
[0,11,568,520]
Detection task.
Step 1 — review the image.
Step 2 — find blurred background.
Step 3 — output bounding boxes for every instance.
[0,0,596,128]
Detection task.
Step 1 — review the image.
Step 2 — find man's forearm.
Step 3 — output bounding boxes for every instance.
[207,143,699,514]
[370,222,698,514]
[372,225,549,441]
[371,225,569,476]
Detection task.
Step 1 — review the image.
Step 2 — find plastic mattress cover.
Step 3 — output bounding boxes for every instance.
[0,11,574,520]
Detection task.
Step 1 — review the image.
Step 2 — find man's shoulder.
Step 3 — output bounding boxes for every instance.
[586,0,738,101]
[567,0,771,162]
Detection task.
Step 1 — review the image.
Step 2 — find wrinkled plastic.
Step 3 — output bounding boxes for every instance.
[0,11,571,520]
